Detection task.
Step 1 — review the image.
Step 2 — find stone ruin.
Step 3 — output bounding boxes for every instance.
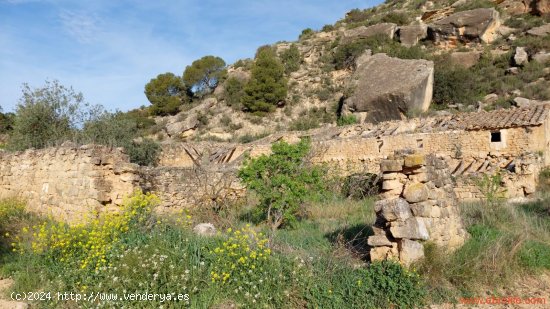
[368,152,468,266]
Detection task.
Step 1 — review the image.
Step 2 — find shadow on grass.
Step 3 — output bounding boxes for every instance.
[325,223,374,261]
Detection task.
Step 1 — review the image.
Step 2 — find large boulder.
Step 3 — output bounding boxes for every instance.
[342,23,397,43]
[501,0,550,15]
[428,8,501,44]
[398,23,428,47]
[342,53,434,123]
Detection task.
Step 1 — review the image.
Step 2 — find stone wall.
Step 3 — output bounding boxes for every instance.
[0,144,140,222]
[140,165,244,212]
[368,152,468,266]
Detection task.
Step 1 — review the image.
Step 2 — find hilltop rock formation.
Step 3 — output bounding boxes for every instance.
[342,23,397,43]
[342,53,434,123]
[428,8,501,44]
[499,0,550,15]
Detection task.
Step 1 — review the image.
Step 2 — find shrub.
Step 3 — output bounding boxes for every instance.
[279,44,302,74]
[342,173,381,199]
[238,139,326,230]
[381,12,410,25]
[125,138,161,166]
[208,225,271,284]
[337,114,358,126]
[321,24,335,32]
[15,191,159,270]
[473,171,506,205]
[223,77,246,108]
[0,108,14,134]
[241,48,288,114]
[343,8,373,24]
[299,28,314,40]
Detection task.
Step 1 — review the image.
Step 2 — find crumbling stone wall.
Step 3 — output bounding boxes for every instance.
[140,165,244,212]
[368,152,468,266]
[0,144,140,222]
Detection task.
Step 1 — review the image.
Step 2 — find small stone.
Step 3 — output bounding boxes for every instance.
[193,223,217,236]
[409,200,436,217]
[514,46,528,66]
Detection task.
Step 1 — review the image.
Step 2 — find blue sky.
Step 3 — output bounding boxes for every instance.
[0,0,381,112]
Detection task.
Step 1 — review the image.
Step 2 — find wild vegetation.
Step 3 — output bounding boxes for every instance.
[1,143,549,308]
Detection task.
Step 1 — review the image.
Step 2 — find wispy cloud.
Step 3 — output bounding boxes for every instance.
[59,10,101,44]
[0,0,381,112]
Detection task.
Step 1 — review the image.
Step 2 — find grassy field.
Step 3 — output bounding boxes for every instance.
[0,189,549,308]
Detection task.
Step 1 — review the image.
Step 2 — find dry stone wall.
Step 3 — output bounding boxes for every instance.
[368,152,468,266]
[0,144,140,222]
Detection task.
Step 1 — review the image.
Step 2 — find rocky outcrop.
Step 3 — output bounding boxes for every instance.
[342,53,434,123]
[368,153,468,266]
[428,8,501,44]
[499,0,550,15]
[398,23,428,47]
[527,24,550,36]
[342,23,397,43]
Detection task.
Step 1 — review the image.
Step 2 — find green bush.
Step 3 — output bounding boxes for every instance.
[240,48,288,114]
[337,114,358,126]
[223,77,246,108]
[0,108,14,134]
[238,139,326,230]
[321,24,335,32]
[279,44,302,74]
[299,28,314,40]
[125,138,161,167]
[381,12,410,25]
[144,72,188,116]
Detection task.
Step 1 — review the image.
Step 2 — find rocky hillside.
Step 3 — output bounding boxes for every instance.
[151,0,550,143]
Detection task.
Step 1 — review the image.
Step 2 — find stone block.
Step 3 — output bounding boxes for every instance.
[399,239,425,266]
[390,217,430,240]
[404,154,425,168]
[368,235,394,247]
[382,179,404,191]
[409,200,436,217]
[375,198,412,222]
[381,159,404,172]
[403,182,429,203]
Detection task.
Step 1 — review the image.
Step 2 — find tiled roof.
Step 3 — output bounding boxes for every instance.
[439,104,550,131]
[337,104,550,139]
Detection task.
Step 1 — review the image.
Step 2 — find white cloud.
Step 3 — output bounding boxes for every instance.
[59,10,101,44]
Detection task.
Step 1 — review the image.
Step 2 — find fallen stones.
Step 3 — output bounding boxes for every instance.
[342,53,434,123]
[429,8,501,44]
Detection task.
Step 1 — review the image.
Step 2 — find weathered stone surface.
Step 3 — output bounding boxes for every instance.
[450,51,481,68]
[342,53,434,123]
[404,154,426,168]
[382,179,404,191]
[368,235,394,247]
[375,198,412,222]
[390,217,430,240]
[381,159,404,172]
[514,47,529,66]
[527,24,550,36]
[399,239,425,266]
[398,23,428,47]
[429,8,501,44]
[514,97,550,107]
[533,52,550,63]
[343,23,397,43]
[370,243,399,261]
[409,200,436,217]
[193,223,217,236]
[403,182,429,203]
